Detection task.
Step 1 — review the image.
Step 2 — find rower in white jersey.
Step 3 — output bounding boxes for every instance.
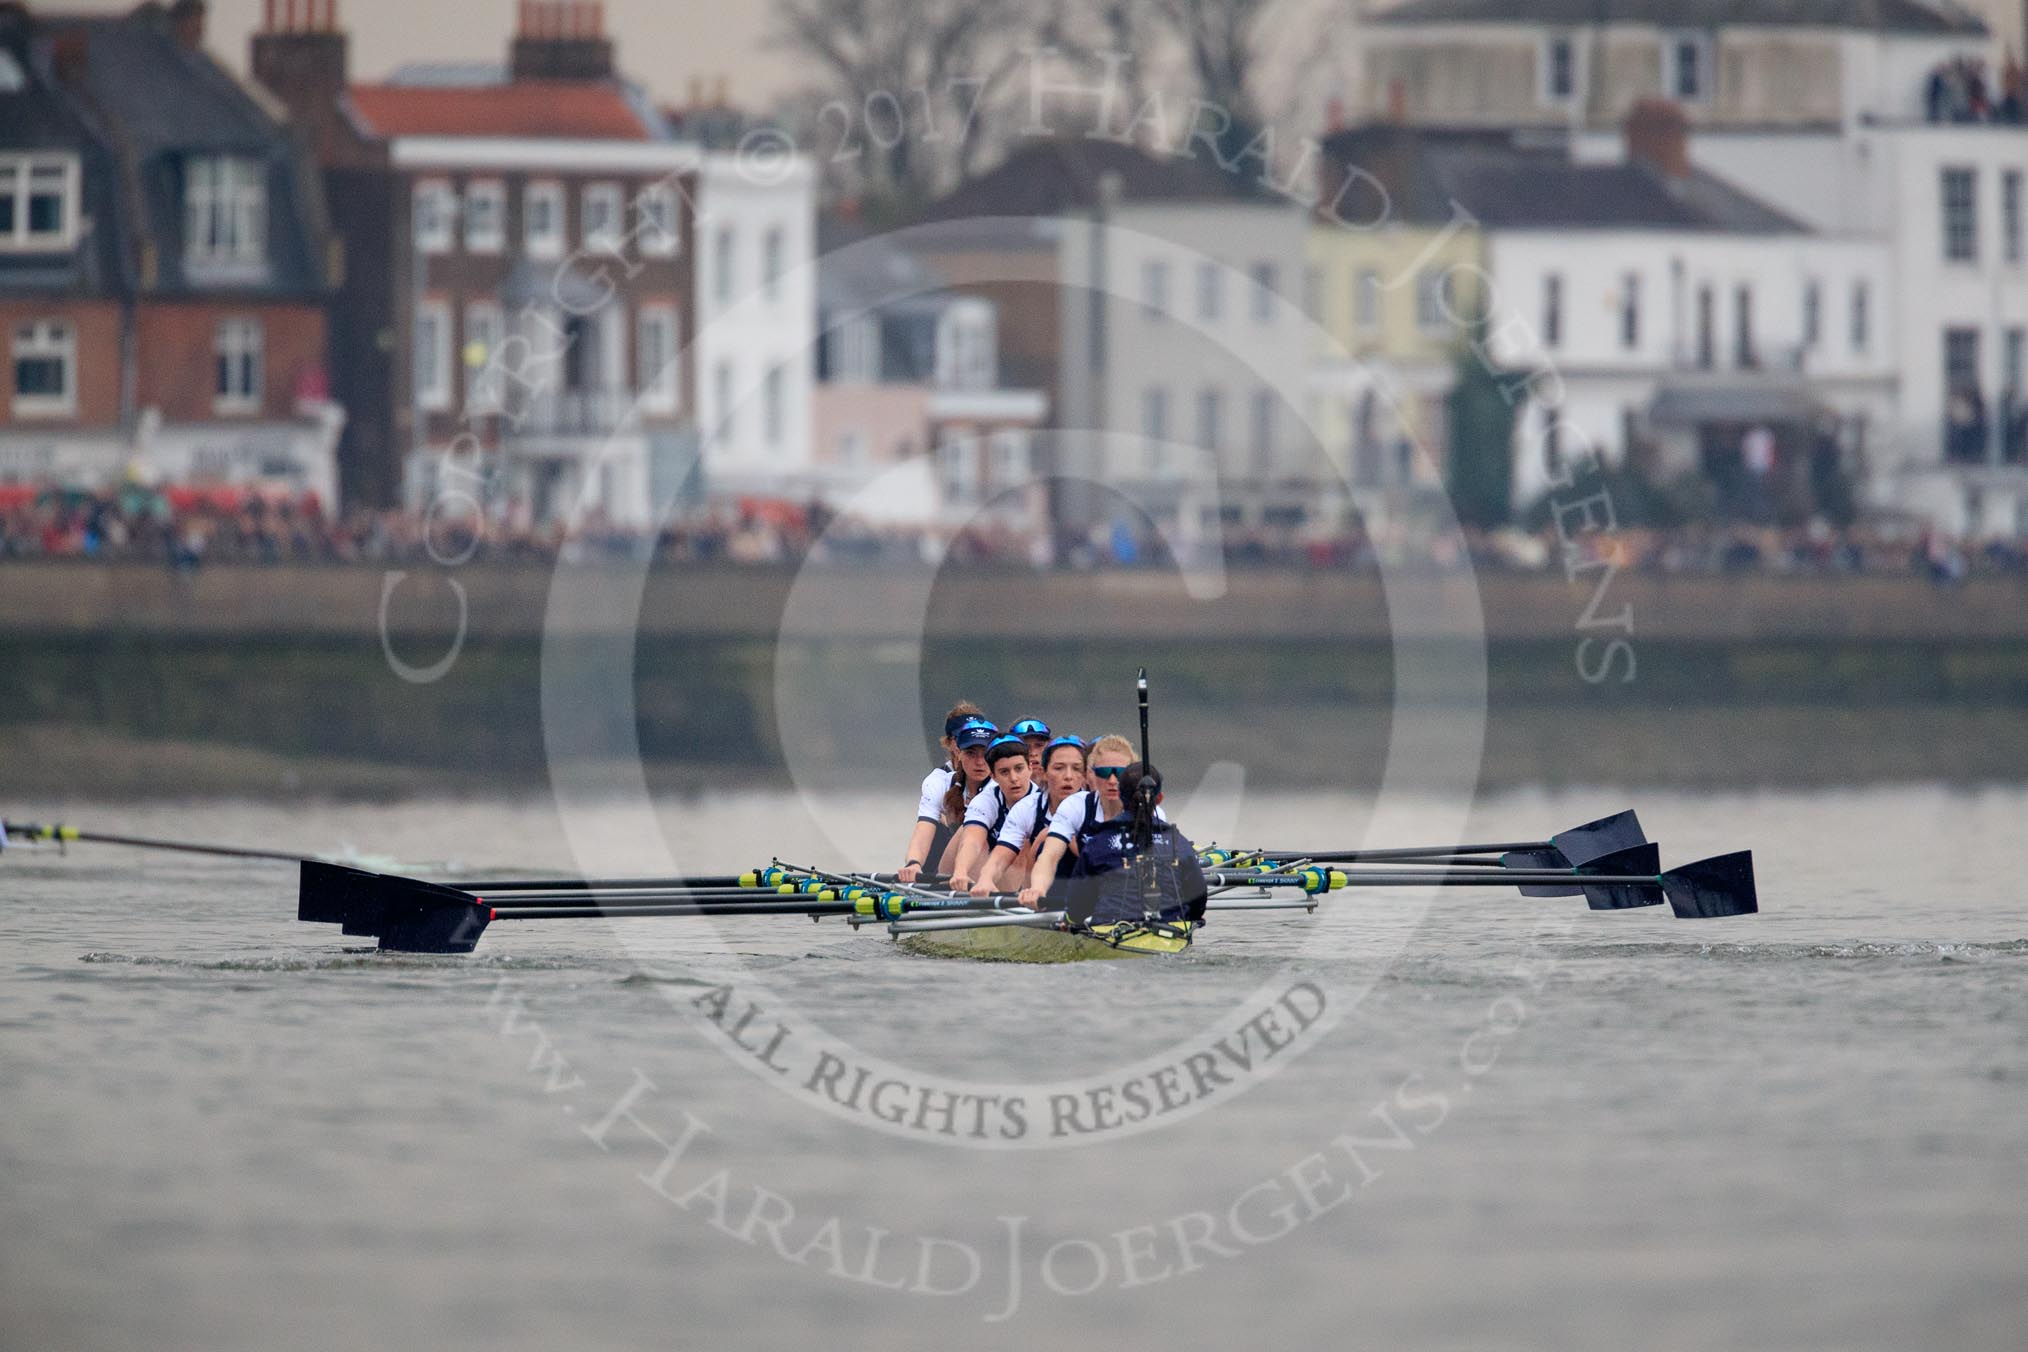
[946,735,1044,893]
[897,703,987,884]
[1016,732,1167,909]
[963,734,1088,897]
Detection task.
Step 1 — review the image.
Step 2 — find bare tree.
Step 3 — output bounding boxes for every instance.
[769,0,1051,212]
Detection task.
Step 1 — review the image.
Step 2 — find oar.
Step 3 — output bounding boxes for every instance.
[1242,810,1649,899]
[3,821,310,864]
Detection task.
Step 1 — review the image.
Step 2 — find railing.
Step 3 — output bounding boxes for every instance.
[505,389,636,438]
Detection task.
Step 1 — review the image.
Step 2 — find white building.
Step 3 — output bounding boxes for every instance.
[914,139,1319,546]
[690,152,819,499]
[1362,0,2028,533]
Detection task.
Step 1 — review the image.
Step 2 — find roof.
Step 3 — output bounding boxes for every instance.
[347,80,655,140]
[0,12,128,295]
[32,6,329,297]
[1321,125,1807,233]
[1367,0,1989,35]
[915,137,1277,227]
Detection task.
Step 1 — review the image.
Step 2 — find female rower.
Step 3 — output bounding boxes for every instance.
[897,703,985,883]
[965,734,1087,897]
[946,735,1043,892]
[1016,733,1167,908]
[1007,718,1052,774]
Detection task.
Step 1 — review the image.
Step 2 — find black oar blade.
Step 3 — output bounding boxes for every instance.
[1661,852,1759,919]
[1551,811,1647,867]
[1575,843,1665,911]
[1502,848,1579,898]
[299,861,493,954]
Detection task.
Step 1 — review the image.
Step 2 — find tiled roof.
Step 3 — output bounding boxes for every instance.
[1368,0,1989,35]
[1321,126,1808,233]
[346,81,655,140]
[915,137,1277,225]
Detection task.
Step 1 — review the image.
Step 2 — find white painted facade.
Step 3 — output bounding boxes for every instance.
[1483,228,1896,507]
[691,152,819,496]
[1057,199,1318,535]
[1689,123,2028,535]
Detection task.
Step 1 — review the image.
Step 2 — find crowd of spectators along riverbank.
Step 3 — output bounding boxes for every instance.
[2,489,2022,581]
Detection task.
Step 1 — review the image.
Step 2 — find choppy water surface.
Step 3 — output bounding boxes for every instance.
[2,787,2025,1351]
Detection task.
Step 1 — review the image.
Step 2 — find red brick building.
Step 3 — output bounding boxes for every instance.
[0,1,342,504]
[253,0,700,522]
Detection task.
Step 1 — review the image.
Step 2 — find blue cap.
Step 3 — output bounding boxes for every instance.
[1041,735,1087,762]
[1009,718,1051,741]
[954,719,999,750]
[945,711,983,738]
[986,734,1031,764]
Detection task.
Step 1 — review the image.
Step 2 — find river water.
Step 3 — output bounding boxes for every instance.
[2,785,2024,1351]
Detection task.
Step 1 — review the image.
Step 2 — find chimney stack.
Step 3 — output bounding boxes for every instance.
[252,0,352,162]
[168,0,206,51]
[510,0,614,82]
[1625,99,1691,179]
[51,29,88,84]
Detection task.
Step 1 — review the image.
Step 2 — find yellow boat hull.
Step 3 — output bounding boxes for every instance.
[897,921,1195,964]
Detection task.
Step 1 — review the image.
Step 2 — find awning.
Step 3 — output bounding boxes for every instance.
[1648,380,1825,427]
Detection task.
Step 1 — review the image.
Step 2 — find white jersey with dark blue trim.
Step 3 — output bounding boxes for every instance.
[916,765,955,823]
[963,781,1041,840]
[1043,790,1167,846]
[992,787,1061,855]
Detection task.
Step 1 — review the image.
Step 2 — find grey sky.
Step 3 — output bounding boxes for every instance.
[57,0,795,108]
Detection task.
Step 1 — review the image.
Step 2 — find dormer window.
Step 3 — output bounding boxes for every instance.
[0,154,80,253]
[1662,30,1713,103]
[185,155,266,273]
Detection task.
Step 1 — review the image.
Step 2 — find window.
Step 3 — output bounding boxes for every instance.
[1251,389,1277,475]
[1661,30,1712,102]
[2007,327,2026,396]
[938,433,980,501]
[465,181,505,253]
[583,182,622,254]
[1942,167,1979,263]
[525,181,563,258]
[1850,280,1870,354]
[1251,262,1279,322]
[764,363,785,450]
[1945,327,1982,392]
[1802,279,1821,350]
[715,227,736,304]
[1415,269,1451,335]
[1621,272,1641,350]
[1542,272,1563,349]
[991,430,1030,485]
[2005,170,2022,264]
[412,179,454,253]
[1541,408,1563,482]
[1198,387,1224,452]
[414,300,451,411]
[714,361,735,443]
[1354,268,1382,334]
[1143,385,1170,443]
[1198,261,1223,321]
[1696,284,1715,368]
[1542,34,1577,104]
[1733,284,1755,368]
[0,50,23,92]
[186,156,266,267]
[0,154,79,251]
[1143,258,1171,319]
[11,319,74,417]
[637,305,678,413]
[465,302,504,411]
[763,226,786,301]
[213,318,263,413]
[639,183,680,257]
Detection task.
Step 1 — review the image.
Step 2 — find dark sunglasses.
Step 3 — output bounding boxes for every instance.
[1093,766,1129,780]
